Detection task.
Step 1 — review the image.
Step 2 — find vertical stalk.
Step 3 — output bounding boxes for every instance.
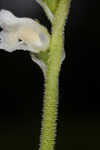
[39,0,71,150]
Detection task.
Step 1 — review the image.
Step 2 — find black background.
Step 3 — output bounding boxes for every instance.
[0,0,100,150]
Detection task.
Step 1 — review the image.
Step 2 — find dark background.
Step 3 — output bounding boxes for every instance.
[0,0,100,150]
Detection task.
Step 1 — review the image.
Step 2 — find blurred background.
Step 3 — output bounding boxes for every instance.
[0,0,100,150]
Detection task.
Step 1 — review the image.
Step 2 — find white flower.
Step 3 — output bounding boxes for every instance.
[0,9,50,53]
[0,9,50,75]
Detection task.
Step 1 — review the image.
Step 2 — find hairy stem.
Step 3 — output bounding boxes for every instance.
[39,0,71,150]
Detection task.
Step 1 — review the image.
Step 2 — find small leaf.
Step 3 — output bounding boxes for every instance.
[36,0,54,23]
[43,0,60,14]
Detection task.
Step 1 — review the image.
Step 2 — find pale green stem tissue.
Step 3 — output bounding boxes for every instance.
[39,0,71,150]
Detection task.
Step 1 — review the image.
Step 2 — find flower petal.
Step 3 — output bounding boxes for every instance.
[0,31,18,52]
[0,30,39,52]
[0,9,19,30]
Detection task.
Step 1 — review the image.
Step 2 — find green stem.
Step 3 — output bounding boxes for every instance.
[39,1,71,150]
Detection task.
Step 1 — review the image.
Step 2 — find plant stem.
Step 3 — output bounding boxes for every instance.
[39,1,71,150]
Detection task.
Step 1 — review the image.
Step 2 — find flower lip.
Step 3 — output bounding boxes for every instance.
[0,9,50,53]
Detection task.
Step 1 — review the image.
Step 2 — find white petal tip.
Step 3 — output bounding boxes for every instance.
[0,9,17,28]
